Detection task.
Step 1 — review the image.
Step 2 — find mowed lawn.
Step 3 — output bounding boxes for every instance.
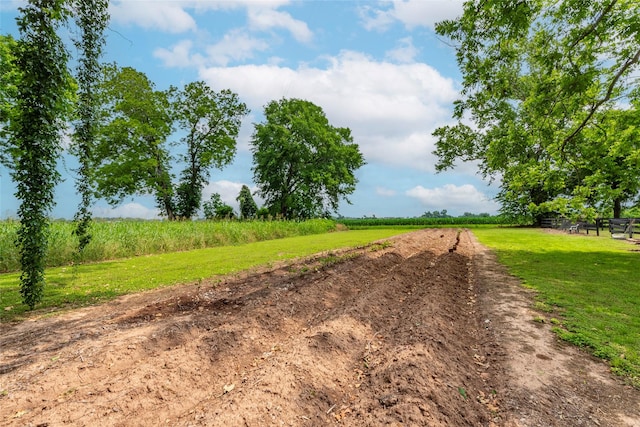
[473,227,639,387]
[0,228,404,322]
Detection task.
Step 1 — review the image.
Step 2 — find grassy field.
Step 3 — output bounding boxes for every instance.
[0,228,404,322]
[0,219,338,273]
[473,228,640,387]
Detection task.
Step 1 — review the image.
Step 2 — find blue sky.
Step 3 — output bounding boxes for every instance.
[0,0,500,219]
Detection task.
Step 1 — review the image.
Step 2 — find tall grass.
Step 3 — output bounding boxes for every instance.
[0,219,337,273]
[0,228,404,321]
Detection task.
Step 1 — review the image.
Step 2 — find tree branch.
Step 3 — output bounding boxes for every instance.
[562,47,640,153]
[569,0,618,50]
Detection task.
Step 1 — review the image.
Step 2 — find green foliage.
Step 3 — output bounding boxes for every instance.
[93,72,249,221]
[474,227,640,387]
[0,218,339,273]
[0,224,404,321]
[11,0,74,308]
[170,83,249,219]
[433,0,640,221]
[236,184,258,219]
[94,64,175,218]
[251,98,365,220]
[202,193,236,220]
[0,34,19,167]
[421,210,451,218]
[256,207,270,220]
[70,0,109,252]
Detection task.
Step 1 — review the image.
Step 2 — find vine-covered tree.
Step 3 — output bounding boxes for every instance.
[0,34,19,168]
[236,184,258,219]
[70,0,109,252]
[10,0,75,308]
[93,65,176,219]
[170,83,249,219]
[433,0,640,221]
[251,98,365,219]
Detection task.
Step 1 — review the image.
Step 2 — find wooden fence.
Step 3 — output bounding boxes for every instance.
[541,218,639,238]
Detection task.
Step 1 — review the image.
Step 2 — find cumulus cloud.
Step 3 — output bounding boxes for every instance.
[360,0,464,31]
[199,50,458,172]
[406,184,499,214]
[154,40,203,68]
[109,1,197,33]
[247,7,313,43]
[205,29,270,66]
[385,37,419,64]
[93,203,161,220]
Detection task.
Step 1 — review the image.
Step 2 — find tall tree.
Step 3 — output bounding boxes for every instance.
[11,0,75,308]
[433,0,640,221]
[236,184,258,219]
[170,83,249,219]
[575,108,640,218]
[70,0,109,252]
[251,98,365,219]
[94,65,176,219]
[0,35,19,168]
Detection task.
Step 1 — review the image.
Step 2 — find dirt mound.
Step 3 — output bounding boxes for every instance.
[1,229,639,426]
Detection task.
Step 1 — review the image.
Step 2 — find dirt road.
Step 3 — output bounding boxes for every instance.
[1,229,639,426]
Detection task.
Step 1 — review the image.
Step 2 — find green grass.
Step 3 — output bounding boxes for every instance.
[473,227,640,387]
[0,218,338,273]
[0,228,403,322]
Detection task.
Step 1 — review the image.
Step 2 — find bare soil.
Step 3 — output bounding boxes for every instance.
[1,229,639,426]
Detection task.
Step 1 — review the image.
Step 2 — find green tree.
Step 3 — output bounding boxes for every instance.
[170,83,249,219]
[11,0,75,308]
[202,193,235,219]
[0,35,19,168]
[94,65,176,219]
[573,108,640,218]
[70,0,109,252]
[433,0,640,221]
[251,98,365,219]
[236,184,258,219]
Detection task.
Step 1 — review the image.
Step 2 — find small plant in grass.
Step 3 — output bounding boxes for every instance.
[533,301,554,313]
[369,241,392,252]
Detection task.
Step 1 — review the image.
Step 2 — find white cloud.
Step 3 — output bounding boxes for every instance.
[247,7,313,43]
[110,1,197,33]
[385,37,419,64]
[93,203,161,220]
[154,40,204,68]
[360,0,464,31]
[199,50,458,173]
[406,184,498,214]
[358,4,396,32]
[205,29,270,66]
[376,187,397,197]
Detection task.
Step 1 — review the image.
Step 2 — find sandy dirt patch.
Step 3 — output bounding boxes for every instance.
[1,228,639,426]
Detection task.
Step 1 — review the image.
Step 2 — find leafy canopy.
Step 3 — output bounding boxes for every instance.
[251,98,365,220]
[170,83,249,219]
[433,0,640,221]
